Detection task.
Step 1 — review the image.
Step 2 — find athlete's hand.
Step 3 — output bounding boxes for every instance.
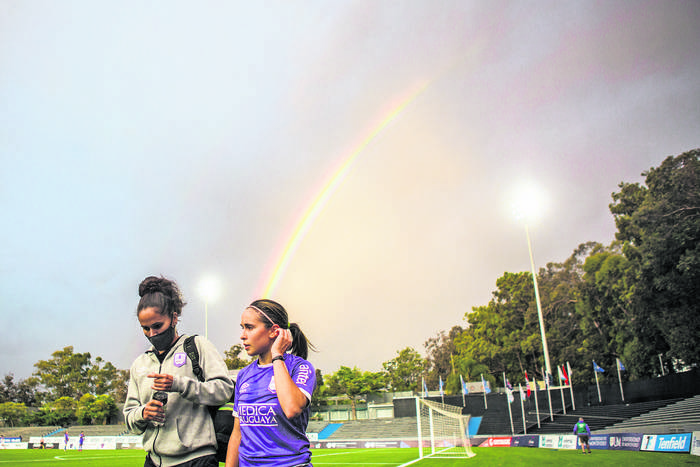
[271,328,292,358]
[143,398,166,423]
[148,373,174,391]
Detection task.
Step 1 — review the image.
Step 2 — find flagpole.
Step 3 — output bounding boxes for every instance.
[533,378,541,428]
[617,358,625,402]
[440,376,445,404]
[593,363,602,403]
[567,362,576,411]
[504,372,514,435]
[460,375,466,407]
[545,371,554,422]
[519,384,527,434]
[558,367,567,415]
[481,374,488,410]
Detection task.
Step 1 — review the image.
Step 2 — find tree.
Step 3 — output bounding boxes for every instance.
[457,272,540,380]
[87,394,118,425]
[0,401,28,427]
[90,357,119,396]
[76,394,96,425]
[32,347,125,402]
[112,369,130,403]
[424,326,464,388]
[41,396,77,427]
[382,347,426,392]
[325,366,385,420]
[33,347,93,400]
[576,242,637,380]
[0,374,38,406]
[610,149,700,373]
[224,344,250,370]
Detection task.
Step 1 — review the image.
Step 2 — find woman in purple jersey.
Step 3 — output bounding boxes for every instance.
[226,299,316,467]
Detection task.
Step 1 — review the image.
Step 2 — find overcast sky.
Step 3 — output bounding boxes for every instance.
[1,1,699,381]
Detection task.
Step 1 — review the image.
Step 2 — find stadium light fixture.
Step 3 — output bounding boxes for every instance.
[511,182,553,381]
[199,276,221,340]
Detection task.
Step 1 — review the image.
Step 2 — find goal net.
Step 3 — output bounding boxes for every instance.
[415,397,475,459]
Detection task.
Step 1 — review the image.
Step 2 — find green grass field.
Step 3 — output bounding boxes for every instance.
[0,448,699,466]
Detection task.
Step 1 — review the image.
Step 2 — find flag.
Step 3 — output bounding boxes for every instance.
[505,378,513,391]
[557,364,564,382]
[519,384,526,401]
[506,387,514,403]
[439,376,444,396]
[617,358,626,372]
[481,374,491,394]
[524,371,531,397]
[460,375,469,395]
[545,372,553,388]
[561,364,569,386]
[593,360,605,373]
[422,377,428,397]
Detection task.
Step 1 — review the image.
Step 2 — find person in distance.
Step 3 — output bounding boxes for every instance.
[573,417,592,454]
[226,299,316,467]
[124,275,234,467]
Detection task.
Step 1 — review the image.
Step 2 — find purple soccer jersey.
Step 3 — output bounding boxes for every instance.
[234,354,316,466]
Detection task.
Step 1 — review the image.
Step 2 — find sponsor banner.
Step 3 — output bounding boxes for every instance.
[691,432,700,457]
[641,433,691,453]
[584,434,608,450]
[478,436,512,447]
[0,442,29,449]
[607,433,643,451]
[0,437,22,443]
[511,435,539,447]
[29,442,60,449]
[540,435,577,450]
[312,441,360,449]
[362,441,402,448]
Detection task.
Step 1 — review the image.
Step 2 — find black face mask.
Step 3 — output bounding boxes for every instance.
[148,325,176,352]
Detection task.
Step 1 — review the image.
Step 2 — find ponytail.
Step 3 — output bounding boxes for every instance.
[249,299,315,359]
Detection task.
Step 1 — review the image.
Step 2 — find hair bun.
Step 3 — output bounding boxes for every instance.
[138,276,164,297]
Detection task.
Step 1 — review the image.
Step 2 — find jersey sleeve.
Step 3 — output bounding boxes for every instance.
[289,358,316,402]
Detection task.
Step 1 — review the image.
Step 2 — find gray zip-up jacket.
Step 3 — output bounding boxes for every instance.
[124,334,234,467]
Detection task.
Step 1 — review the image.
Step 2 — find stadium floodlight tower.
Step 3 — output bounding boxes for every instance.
[511,182,553,381]
[198,276,221,340]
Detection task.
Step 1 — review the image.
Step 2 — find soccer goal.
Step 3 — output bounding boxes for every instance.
[413,397,476,460]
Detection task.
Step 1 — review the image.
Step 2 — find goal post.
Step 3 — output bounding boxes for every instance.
[413,397,476,460]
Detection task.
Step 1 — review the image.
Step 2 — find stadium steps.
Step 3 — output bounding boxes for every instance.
[306,420,329,434]
[0,426,62,440]
[527,398,684,434]
[64,424,128,436]
[601,395,700,433]
[324,418,419,440]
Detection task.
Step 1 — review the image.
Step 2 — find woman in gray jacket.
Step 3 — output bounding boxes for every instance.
[124,276,234,467]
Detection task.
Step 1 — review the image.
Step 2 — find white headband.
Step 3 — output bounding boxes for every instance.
[249,305,289,329]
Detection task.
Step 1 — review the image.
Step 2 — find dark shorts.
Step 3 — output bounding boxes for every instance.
[145,454,218,467]
[578,434,590,444]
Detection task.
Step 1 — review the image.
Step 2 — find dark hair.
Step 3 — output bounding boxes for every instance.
[249,299,315,360]
[137,276,186,319]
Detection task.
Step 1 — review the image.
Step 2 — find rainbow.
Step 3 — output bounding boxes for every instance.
[258,82,430,298]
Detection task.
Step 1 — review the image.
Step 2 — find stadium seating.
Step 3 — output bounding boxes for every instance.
[601,395,700,433]
[0,426,61,440]
[527,398,684,434]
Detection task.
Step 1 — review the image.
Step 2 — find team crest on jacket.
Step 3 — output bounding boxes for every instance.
[173,352,187,367]
[268,376,276,393]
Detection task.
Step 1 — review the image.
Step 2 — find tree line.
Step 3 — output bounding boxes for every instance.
[2,149,697,425]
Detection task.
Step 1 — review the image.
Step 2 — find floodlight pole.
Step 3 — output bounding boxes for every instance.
[525,224,553,380]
